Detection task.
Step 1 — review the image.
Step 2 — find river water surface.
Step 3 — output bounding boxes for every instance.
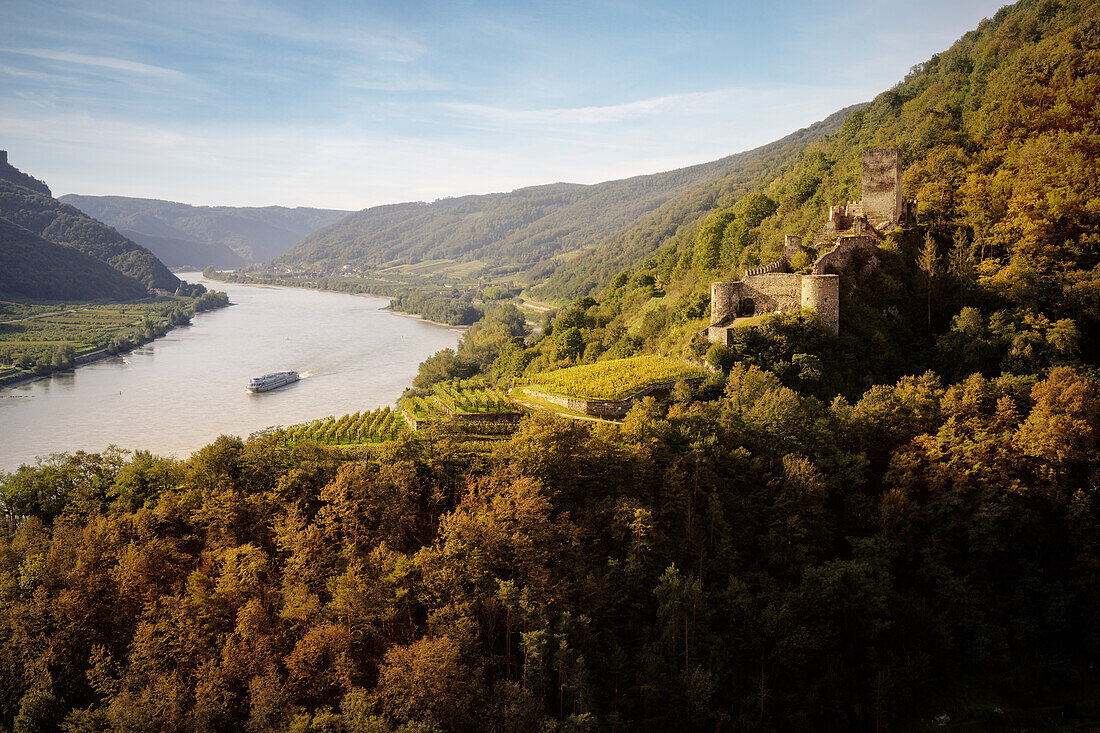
[0,274,460,471]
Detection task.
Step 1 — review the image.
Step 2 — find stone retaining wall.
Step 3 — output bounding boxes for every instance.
[528,376,706,419]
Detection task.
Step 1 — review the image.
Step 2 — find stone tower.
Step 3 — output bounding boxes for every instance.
[800,275,840,333]
[0,151,7,165]
[710,281,741,326]
[861,149,903,230]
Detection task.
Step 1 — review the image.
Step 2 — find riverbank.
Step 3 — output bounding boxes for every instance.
[0,295,231,391]
[0,348,113,390]
[382,305,469,333]
[1,277,460,471]
[203,270,487,332]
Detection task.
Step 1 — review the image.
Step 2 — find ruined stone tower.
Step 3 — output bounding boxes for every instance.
[800,275,839,332]
[706,149,912,342]
[860,149,904,230]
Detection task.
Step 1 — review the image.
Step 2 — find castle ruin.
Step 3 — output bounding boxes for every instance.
[707,149,914,341]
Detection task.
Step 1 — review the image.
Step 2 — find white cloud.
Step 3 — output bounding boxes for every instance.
[444,90,727,126]
[1,48,186,80]
[0,78,871,211]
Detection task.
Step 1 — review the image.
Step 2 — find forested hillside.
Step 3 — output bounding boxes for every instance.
[3,0,1100,730]
[483,0,1099,398]
[274,108,859,285]
[0,152,50,197]
[0,172,179,291]
[0,218,149,300]
[60,195,350,263]
[120,229,246,270]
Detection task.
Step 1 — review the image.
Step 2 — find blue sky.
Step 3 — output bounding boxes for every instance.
[1,0,1006,209]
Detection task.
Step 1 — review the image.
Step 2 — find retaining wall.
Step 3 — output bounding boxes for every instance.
[527,376,706,419]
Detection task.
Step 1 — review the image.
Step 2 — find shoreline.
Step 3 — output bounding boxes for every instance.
[0,347,117,391]
[0,302,232,393]
[206,274,469,333]
[382,305,469,333]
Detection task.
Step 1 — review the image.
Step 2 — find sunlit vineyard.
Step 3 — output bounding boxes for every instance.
[400,395,449,421]
[284,407,407,445]
[529,354,707,400]
[431,379,521,414]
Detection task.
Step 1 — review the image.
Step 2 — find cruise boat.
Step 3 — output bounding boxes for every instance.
[247,371,299,393]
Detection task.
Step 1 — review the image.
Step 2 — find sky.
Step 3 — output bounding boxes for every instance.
[1,0,1007,210]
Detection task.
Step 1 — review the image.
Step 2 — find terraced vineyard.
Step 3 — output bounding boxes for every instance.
[284,407,407,446]
[529,355,708,400]
[432,380,521,415]
[400,394,450,422]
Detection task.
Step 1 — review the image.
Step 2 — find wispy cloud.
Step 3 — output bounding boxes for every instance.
[1,48,186,80]
[444,90,729,127]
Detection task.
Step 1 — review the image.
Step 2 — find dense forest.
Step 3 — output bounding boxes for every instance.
[60,196,350,265]
[0,173,179,292]
[2,0,1100,729]
[0,218,149,301]
[2,364,1099,730]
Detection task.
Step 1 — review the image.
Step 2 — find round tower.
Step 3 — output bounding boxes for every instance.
[801,274,839,333]
[710,281,741,326]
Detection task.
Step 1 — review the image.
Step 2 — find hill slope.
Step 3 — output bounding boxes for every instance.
[504,0,1100,395]
[0,172,179,291]
[0,151,50,197]
[0,217,149,300]
[119,229,246,270]
[59,195,350,263]
[274,108,861,289]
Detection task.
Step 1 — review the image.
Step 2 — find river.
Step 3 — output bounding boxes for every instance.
[0,274,460,472]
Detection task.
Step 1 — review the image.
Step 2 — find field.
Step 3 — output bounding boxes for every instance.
[0,296,205,379]
[528,354,708,400]
[283,407,408,446]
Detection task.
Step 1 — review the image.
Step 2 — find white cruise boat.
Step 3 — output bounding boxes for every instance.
[247,371,299,393]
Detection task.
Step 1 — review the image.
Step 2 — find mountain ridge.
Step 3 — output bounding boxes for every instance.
[273,106,865,292]
[60,195,350,264]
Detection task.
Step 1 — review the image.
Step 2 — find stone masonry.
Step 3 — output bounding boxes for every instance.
[707,149,914,341]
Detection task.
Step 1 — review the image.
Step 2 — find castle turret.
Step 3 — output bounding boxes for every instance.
[801,275,839,333]
[710,281,741,326]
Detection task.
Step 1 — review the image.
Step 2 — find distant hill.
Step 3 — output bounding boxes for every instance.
[0,217,148,300]
[0,161,179,292]
[59,195,350,263]
[119,229,246,271]
[273,107,861,296]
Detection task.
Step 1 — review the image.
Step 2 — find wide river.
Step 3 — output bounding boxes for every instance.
[0,274,460,471]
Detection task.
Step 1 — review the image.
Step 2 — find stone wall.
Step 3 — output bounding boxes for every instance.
[812,235,880,275]
[528,376,707,419]
[740,273,802,314]
[800,275,840,333]
[861,149,903,230]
